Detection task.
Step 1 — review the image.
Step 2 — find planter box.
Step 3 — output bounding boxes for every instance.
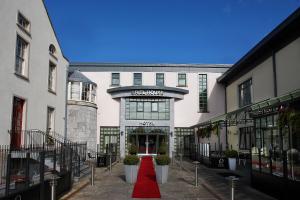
[155,165,169,184]
[124,165,138,184]
[228,158,237,171]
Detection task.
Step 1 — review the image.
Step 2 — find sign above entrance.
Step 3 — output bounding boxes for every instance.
[131,90,164,96]
[139,121,154,126]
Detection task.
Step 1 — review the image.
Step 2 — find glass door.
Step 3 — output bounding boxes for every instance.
[138,135,146,154]
[148,135,157,154]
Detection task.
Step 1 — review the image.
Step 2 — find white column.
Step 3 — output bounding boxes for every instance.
[119,98,126,158]
[169,98,175,158]
[67,82,71,100]
[79,82,83,100]
[89,84,92,102]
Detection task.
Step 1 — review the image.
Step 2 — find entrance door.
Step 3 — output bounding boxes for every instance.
[11,97,25,148]
[138,135,146,154]
[148,135,157,154]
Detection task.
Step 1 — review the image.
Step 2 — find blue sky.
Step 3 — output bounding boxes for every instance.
[44,0,300,64]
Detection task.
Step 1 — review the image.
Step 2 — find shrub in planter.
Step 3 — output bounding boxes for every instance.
[124,155,139,184]
[155,155,170,184]
[128,144,138,155]
[225,149,238,171]
[156,155,171,165]
[123,155,139,165]
[158,143,168,155]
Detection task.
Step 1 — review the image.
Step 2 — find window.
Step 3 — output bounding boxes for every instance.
[47,107,55,132]
[48,62,56,92]
[70,82,80,100]
[15,35,29,76]
[239,79,252,107]
[199,74,208,112]
[111,73,120,86]
[239,127,253,150]
[156,73,164,86]
[17,12,30,33]
[81,83,90,101]
[91,84,96,102]
[125,98,170,120]
[178,73,186,87]
[49,44,56,56]
[133,73,142,85]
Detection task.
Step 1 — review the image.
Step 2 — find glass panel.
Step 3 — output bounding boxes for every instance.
[71,82,80,100]
[152,102,158,112]
[287,124,300,181]
[138,135,146,154]
[272,129,284,177]
[178,73,186,86]
[134,73,142,85]
[261,129,272,174]
[111,73,120,85]
[148,135,157,154]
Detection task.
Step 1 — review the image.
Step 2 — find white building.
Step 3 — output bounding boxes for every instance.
[68,63,230,157]
[0,0,69,146]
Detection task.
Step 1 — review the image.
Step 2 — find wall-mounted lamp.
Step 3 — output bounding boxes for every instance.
[120,131,124,136]
[170,131,173,137]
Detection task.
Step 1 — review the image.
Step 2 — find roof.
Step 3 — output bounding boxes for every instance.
[70,62,232,68]
[218,7,300,85]
[68,70,96,85]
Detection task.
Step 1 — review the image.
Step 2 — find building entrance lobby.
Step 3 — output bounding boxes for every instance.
[127,126,169,155]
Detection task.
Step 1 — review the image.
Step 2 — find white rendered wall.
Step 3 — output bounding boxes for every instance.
[0,0,68,145]
[82,71,225,145]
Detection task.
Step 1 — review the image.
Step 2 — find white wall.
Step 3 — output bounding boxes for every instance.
[0,0,68,145]
[82,71,225,144]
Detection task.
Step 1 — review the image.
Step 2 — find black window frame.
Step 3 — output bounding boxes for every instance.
[133,73,142,86]
[111,73,120,86]
[239,78,252,108]
[178,73,187,87]
[199,74,208,113]
[156,73,164,86]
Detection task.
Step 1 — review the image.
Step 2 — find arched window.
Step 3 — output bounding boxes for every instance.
[49,44,56,55]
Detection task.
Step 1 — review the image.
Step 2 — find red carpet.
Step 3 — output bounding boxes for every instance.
[132,156,161,198]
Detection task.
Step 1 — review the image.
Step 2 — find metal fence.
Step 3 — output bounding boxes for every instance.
[189,142,228,168]
[0,130,88,199]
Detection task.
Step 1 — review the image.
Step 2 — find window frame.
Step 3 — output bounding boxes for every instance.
[177,73,187,87]
[17,12,31,35]
[238,78,253,108]
[199,74,208,113]
[15,35,29,79]
[48,61,57,93]
[156,73,164,86]
[111,73,120,86]
[46,106,55,133]
[133,73,142,86]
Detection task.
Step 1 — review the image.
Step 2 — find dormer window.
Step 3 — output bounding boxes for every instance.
[17,12,30,33]
[49,44,56,56]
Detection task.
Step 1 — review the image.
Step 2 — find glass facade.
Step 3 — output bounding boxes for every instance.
[175,128,194,156]
[252,109,300,181]
[199,74,208,112]
[99,127,120,155]
[125,98,170,120]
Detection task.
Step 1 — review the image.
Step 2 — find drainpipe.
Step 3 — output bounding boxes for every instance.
[272,51,278,97]
[64,64,69,139]
[225,85,228,149]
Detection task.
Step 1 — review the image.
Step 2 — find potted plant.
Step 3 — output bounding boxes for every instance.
[155,155,170,184]
[225,149,238,170]
[123,154,139,183]
[158,142,167,155]
[128,144,137,155]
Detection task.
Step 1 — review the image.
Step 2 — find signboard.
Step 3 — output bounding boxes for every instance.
[131,90,164,96]
[139,121,155,126]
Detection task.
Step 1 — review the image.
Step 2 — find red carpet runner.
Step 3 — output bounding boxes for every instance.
[132,156,161,198]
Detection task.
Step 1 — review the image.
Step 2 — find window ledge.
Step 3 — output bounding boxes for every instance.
[198,110,209,113]
[110,84,120,87]
[16,23,31,38]
[177,85,187,87]
[14,72,29,82]
[48,89,56,95]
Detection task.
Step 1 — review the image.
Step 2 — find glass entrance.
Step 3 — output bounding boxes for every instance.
[148,135,157,154]
[138,135,146,154]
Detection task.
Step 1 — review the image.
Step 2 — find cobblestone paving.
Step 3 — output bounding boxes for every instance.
[67,160,276,200]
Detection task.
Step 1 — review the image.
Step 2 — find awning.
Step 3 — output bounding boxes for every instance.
[251,89,300,111]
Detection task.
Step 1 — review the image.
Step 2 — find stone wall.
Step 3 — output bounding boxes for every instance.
[67,103,97,151]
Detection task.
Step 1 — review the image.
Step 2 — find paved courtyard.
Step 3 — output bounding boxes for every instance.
[62,160,276,200]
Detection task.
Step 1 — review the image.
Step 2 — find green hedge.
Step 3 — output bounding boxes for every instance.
[156,155,170,165]
[225,149,238,158]
[158,142,167,155]
[123,155,139,165]
[128,144,137,155]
